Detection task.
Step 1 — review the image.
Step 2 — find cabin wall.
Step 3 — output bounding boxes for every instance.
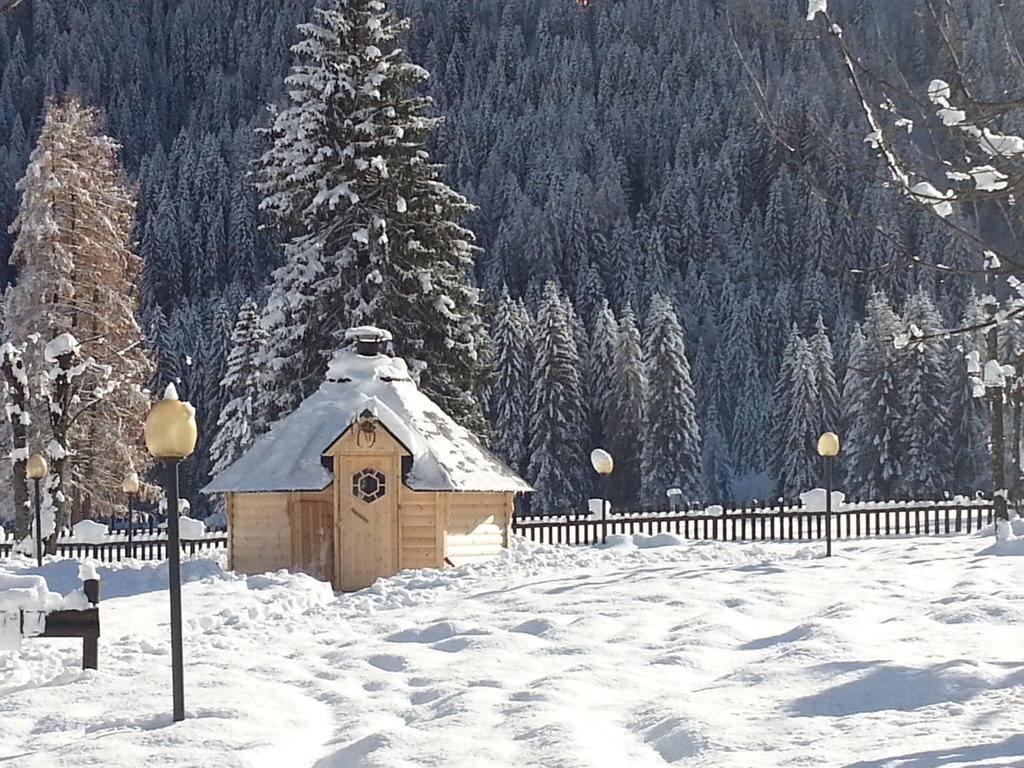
[443,492,513,566]
[227,492,292,575]
[397,488,443,570]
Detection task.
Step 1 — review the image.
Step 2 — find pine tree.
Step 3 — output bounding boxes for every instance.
[585,299,618,449]
[527,282,586,514]
[811,316,841,432]
[949,292,989,493]
[776,335,821,497]
[255,0,489,432]
[640,295,701,504]
[3,97,153,523]
[606,307,647,506]
[209,298,269,479]
[898,290,953,496]
[842,292,904,499]
[702,401,735,503]
[488,291,531,474]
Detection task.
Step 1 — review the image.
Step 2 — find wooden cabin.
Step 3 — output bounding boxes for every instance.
[203,327,532,591]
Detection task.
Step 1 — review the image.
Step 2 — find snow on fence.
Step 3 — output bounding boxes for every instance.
[0,517,227,563]
[514,499,998,547]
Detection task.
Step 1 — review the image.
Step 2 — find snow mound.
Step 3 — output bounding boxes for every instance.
[799,488,846,512]
[71,519,108,544]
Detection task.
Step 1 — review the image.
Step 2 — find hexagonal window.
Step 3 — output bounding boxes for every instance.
[352,468,386,503]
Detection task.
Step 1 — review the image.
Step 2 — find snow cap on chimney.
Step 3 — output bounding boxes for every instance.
[345,326,394,357]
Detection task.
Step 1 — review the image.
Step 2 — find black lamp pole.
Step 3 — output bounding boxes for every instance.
[126,491,135,559]
[33,477,42,567]
[165,459,185,722]
[824,457,833,558]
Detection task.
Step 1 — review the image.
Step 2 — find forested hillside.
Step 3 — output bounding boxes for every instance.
[0,0,1005,513]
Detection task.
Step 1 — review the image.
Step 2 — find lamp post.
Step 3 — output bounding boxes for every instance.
[816,432,841,558]
[122,471,140,559]
[590,449,614,544]
[26,453,48,567]
[144,383,197,724]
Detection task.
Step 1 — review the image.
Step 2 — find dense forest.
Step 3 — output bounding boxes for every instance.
[0,0,1010,516]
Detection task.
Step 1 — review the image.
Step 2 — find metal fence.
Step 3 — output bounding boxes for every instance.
[0,517,227,562]
[513,499,996,546]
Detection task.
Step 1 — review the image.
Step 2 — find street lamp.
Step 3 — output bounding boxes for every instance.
[816,432,841,558]
[122,471,140,559]
[590,449,614,543]
[26,453,47,567]
[144,383,197,724]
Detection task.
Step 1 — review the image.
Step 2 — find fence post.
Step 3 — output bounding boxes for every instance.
[83,578,100,670]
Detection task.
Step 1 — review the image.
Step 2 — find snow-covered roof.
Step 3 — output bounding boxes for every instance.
[203,346,532,495]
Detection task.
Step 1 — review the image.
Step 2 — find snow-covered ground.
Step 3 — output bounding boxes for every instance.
[2,531,1023,767]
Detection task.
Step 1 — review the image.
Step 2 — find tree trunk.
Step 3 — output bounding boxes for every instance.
[1,347,30,538]
[985,271,1009,522]
[43,350,74,552]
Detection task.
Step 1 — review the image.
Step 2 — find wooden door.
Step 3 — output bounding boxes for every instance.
[290,496,335,584]
[339,454,398,590]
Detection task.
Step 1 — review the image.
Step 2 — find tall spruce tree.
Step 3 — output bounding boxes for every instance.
[527,282,586,514]
[606,307,647,506]
[811,316,841,433]
[775,334,822,497]
[255,0,489,431]
[949,293,989,494]
[640,295,701,504]
[488,291,531,475]
[842,292,904,499]
[899,290,953,496]
[209,298,269,480]
[586,299,618,449]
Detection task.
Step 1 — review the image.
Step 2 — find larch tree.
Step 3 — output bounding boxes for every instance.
[527,282,586,515]
[3,97,152,534]
[640,295,701,504]
[255,0,489,433]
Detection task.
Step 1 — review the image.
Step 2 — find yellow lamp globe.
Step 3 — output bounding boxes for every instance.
[122,471,140,495]
[144,384,198,460]
[26,453,48,480]
[817,432,841,458]
[590,448,614,475]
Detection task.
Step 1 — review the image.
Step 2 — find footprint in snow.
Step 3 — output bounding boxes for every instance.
[367,654,407,672]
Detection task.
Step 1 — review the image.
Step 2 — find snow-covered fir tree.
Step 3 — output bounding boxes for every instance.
[487,291,531,475]
[606,307,647,506]
[527,282,586,515]
[811,316,841,433]
[949,293,989,494]
[899,290,953,496]
[255,0,489,433]
[775,333,821,497]
[842,292,904,500]
[209,298,269,480]
[640,295,701,504]
[585,299,618,450]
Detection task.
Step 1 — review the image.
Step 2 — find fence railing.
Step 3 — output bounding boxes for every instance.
[512,500,996,546]
[0,517,228,563]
